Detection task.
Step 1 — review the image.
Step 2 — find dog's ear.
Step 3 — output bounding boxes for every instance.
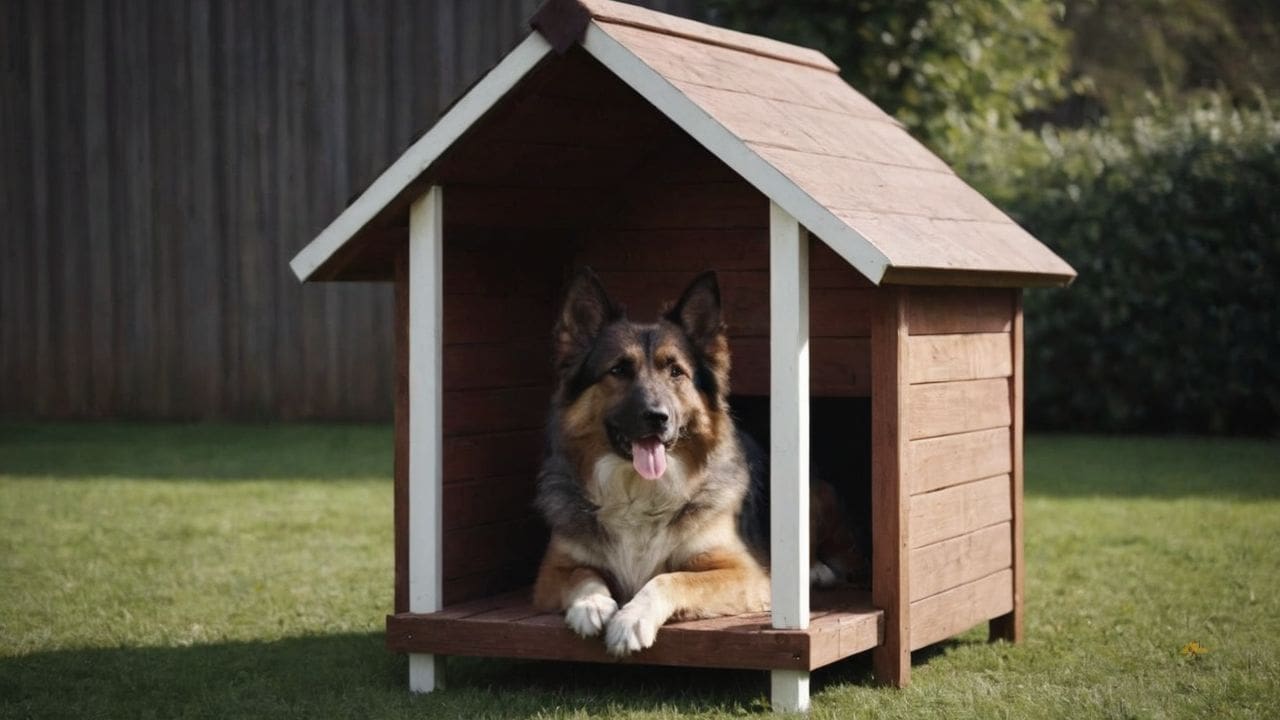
[665,271,724,348]
[666,271,731,400]
[553,267,621,371]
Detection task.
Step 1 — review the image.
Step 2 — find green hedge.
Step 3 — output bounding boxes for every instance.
[976,102,1280,435]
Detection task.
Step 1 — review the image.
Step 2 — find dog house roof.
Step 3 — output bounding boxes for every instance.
[290,0,1075,288]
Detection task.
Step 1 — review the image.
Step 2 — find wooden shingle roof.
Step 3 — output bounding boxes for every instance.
[290,0,1075,287]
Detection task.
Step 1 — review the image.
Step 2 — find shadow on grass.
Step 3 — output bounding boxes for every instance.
[0,423,393,481]
[1026,434,1280,499]
[2,632,896,718]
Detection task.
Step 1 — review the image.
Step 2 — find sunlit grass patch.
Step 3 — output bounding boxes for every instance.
[2,424,1277,718]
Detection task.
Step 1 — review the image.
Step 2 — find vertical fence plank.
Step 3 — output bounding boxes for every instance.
[0,0,34,415]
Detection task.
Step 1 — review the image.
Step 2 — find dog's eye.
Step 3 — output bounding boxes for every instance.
[609,362,629,377]
[669,365,685,379]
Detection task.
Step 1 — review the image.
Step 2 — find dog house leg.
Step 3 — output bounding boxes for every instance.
[871,287,910,687]
[408,186,445,692]
[768,202,811,712]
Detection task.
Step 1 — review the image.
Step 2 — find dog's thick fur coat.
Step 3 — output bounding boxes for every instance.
[532,270,770,656]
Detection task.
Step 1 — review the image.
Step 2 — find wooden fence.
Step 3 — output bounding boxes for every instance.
[0,0,696,419]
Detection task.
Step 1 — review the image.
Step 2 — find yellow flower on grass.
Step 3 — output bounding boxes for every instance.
[1180,641,1209,657]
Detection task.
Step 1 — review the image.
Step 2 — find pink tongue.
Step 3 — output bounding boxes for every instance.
[631,437,667,480]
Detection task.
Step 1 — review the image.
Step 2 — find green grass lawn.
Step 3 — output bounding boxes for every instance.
[2,424,1278,719]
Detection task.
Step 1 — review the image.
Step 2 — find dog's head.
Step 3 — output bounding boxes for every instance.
[551,269,731,482]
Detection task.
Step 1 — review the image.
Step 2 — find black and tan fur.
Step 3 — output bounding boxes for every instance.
[532,269,770,656]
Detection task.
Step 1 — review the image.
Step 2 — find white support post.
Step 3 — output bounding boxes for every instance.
[408,186,445,693]
[769,201,811,713]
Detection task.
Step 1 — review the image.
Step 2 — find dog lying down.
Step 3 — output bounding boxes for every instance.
[532,269,865,657]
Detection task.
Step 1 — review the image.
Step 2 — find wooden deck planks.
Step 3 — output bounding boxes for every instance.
[386,588,882,672]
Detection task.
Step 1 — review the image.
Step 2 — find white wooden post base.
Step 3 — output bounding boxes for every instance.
[769,202,811,713]
[771,670,811,713]
[408,186,445,693]
[409,654,443,693]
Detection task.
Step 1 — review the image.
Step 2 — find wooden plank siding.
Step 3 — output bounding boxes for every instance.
[0,0,696,420]
[910,569,1013,651]
[434,227,564,604]
[902,287,1018,649]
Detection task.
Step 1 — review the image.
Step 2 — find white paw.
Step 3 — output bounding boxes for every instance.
[604,594,668,657]
[810,561,839,588]
[565,593,618,638]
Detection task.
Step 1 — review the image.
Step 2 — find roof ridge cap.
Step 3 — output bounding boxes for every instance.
[531,0,840,73]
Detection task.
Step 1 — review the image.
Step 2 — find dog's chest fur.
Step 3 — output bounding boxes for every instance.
[587,455,696,600]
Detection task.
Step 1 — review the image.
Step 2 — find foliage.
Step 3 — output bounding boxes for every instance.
[3,425,1279,718]
[1061,0,1280,118]
[985,99,1280,434]
[702,0,1072,151]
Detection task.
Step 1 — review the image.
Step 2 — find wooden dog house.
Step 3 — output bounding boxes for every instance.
[289,0,1075,711]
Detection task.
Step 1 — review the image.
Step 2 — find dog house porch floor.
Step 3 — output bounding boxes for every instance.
[386,587,883,671]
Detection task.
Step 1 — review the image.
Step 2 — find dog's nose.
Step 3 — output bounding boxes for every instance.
[642,408,669,431]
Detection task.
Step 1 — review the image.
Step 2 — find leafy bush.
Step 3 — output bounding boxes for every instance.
[984,100,1280,435]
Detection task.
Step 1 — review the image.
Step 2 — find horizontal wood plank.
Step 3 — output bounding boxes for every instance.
[906,378,1011,440]
[443,429,544,482]
[906,333,1011,384]
[607,180,768,230]
[808,607,884,670]
[428,589,529,620]
[910,475,1012,549]
[387,587,882,671]
[908,427,1012,495]
[910,569,1013,650]
[444,341,552,391]
[731,336,870,397]
[442,385,550,437]
[443,294,556,345]
[910,522,1012,601]
[442,517,546,580]
[442,564,539,607]
[576,229,768,271]
[443,476,538,531]
[907,288,1013,336]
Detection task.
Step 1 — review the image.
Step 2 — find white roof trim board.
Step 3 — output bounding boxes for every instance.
[289,32,554,282]
[579,23,892,283]
[290,0,1074,286]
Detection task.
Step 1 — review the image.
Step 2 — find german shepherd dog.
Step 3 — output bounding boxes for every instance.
[532,269,771,657]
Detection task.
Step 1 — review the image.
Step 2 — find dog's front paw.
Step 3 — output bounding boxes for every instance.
[604,593,670,657]
[565,593,618,638]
